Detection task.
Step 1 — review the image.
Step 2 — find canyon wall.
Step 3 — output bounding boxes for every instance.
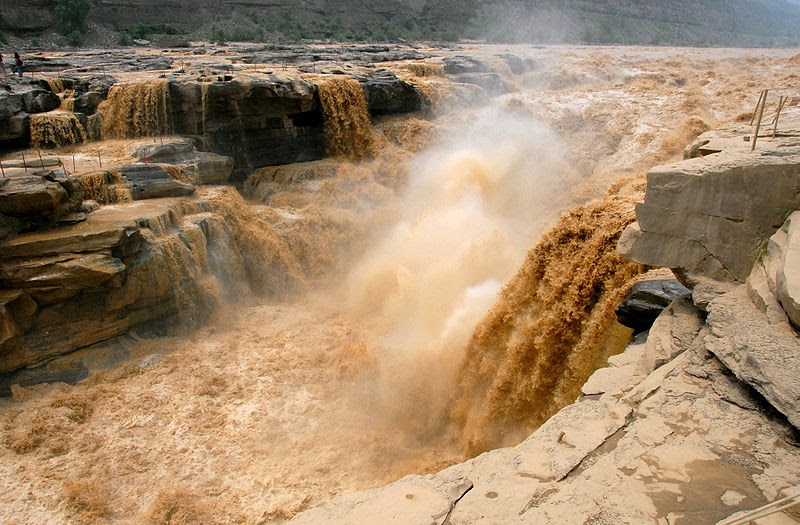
[4,0,800,46]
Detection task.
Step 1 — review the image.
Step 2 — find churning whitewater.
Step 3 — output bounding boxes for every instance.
[1,45,798,523]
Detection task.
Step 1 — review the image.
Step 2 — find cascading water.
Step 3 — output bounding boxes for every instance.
[1,45,789,524]
[30,112,87,148]
[316,76,375,159]
[99,80,172,139]
[452,176,647,454]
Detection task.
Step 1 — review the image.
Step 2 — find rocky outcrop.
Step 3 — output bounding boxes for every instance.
[168,76,325,178]
[0,187,266,390]
[352,70,421,115]
[0,167,84,238]
[0,78,61,147]
[118,164,196,200]
[617,142,800,308]
[615,278,691,332]
[132,141,234,185]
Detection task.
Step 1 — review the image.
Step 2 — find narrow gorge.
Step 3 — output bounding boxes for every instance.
[0,43,798,523]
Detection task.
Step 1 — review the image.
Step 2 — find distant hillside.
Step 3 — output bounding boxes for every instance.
[3,0,800,47]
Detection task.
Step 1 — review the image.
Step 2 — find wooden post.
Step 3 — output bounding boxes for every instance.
[772,96,788,138]
[751,89,768,152]
[21,151,27,173]
[750,90,767,126]
[0,160,5,178]
[37,149,45,169]
[98,153,102,168]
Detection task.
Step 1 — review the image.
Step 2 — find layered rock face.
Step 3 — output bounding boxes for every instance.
[168,76,325,177]
[618,133,800,308]
[0,79,61,147]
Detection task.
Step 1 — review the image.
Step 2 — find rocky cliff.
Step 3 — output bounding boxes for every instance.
[289,118,800,523]
[3,0,800,46]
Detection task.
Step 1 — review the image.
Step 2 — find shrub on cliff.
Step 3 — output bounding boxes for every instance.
[55,0,91,43]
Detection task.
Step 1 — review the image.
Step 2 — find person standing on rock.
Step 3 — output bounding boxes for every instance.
[13,52,22,77]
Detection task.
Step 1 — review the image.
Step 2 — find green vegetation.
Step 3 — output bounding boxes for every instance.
[54,0,90,44]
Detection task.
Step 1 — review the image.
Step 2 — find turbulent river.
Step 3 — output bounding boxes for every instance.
[1,45,798,523]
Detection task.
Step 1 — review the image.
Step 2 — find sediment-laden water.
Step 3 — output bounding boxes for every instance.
[1,45,798,523]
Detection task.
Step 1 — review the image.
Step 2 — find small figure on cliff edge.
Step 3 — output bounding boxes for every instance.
[13,52,23,78]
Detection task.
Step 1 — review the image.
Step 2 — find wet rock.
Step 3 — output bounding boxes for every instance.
[0,174,69,216]
[132,140,233,185]
[615,278,691,332]
[169,76,325,178]
[352,70,421,115]
[71,75,116,116]
[451,72,513,95]
[0,79,60,145]
[118,164,196,200]
[0,252,125,305]
[443,55,493,74]
[0,167,83,238]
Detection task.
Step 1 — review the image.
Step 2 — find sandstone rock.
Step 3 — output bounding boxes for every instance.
[0,79,60,145]
[443,56,493,74]
[352,70,421,115]
[118,164,196,200]
[71,76,116,116]
[0,289,37,347]
[450,72,513,95]
[0,174,68,216]
[132,140,234,185]
[132,139,196,162]
[615,278,691,332]
[0,252,125,305]
[169,76,325,178]
[0,195,220,375]
[618,147,800,307]
[776,211,800,329]
[295,303,800,524]
[706,285,800,430]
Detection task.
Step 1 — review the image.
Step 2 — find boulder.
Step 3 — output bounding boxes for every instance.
[118,164,196,200]
[71,76,116,116]
[0,167,83,237]
[615,278,691,332]
[0,174,68,216]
